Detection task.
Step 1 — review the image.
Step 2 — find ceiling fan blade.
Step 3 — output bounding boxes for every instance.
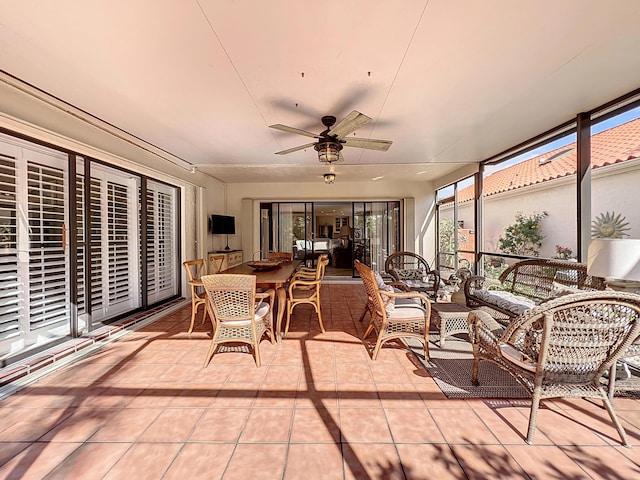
[275,142,317,155]
[269,124,320,139]
[343,137,393,151]
[329,110,371,138]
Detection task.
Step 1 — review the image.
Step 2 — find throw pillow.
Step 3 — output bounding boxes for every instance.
[379,284,396,315]
[374,271,388,289]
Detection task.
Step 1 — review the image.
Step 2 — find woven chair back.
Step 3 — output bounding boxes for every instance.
[354,260,385,319]
[498,259,606,301]
[384,252,430,279]
[201,274,256,322]
[510,292,640,385]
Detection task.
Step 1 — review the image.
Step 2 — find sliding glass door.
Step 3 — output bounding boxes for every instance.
[0,136,71,358]
[260,201,401,275]
[353,201,401,274]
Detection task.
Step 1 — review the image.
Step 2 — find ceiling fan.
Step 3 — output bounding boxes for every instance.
[269,110,392,163]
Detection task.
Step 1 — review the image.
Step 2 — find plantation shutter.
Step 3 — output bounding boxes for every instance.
[26,160,69,331]
[86,165,140,324]
[0,150,20,340]
[146,181,178,304]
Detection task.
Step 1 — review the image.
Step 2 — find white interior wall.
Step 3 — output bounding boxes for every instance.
[224,180,437,267]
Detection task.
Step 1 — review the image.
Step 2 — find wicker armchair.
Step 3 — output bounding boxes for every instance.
[285,254,329,336]
[182,259,209,334]
[468,291,640,446]
[355,260,431,360]
[201,274,275,367]
[385,251,442,300]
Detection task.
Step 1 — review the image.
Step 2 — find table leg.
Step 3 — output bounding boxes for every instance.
[275,287,287,343]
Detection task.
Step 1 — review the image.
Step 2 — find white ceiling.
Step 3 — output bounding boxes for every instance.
[1,1,640,184]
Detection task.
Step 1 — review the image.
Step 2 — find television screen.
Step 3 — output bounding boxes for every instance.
[209,214,235,235]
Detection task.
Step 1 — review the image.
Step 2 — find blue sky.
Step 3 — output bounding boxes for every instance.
[485,106,640,174]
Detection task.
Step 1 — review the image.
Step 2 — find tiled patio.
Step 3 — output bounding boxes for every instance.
[1,283,640,479]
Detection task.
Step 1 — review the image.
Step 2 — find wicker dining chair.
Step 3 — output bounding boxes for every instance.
[355,260,431,361]
[285,254,329,337]
[182,259,209,334]
[201,274,275,367]
[468,291,640,446]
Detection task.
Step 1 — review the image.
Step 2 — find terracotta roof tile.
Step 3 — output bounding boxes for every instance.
[454,117,640,202]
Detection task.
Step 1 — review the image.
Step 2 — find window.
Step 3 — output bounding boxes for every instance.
[590,105,640,241]
[481,128,577,275]
[436,175,476,279]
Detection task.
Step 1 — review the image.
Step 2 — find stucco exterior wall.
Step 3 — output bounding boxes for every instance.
[442,160,640,260]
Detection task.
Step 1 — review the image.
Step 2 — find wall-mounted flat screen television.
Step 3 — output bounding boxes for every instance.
[209,214,235,235]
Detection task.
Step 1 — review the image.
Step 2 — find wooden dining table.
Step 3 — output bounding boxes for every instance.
[221,260,300,342]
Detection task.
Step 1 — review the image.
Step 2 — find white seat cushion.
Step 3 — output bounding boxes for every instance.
[474,290,537,316]
[499,342,537,371]
[388,305,426,319]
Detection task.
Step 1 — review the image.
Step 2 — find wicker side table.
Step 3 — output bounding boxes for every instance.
[430,302,472,347]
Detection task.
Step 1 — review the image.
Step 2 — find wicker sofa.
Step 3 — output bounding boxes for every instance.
[464,258,606,321]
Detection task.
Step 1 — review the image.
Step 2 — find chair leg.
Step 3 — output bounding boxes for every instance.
[607,363,616,400]
[358,306,369,322]
[315,298,326,334]
[203,339,217,368]
[188,299,198,334]
[471,345,480,386]
[363,323,374,339]
[284,301,293,338]
[526,390,542,445]
[602,393,630,447]
[371,336,385,360]
[254,339,262,368]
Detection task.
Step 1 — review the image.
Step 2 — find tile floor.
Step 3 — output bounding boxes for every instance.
[1,284,640,479]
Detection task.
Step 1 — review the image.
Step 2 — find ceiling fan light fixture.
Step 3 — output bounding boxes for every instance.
[315,141,343,163]
[324,172,336,184]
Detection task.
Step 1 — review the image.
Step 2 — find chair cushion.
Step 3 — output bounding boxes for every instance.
[403,279,436,290]
[374,271,388,289]
[388,305,426,320]
[499,342,537,371]
[474,289,537,316]
[379,284,396,314]
[255,301,270,321]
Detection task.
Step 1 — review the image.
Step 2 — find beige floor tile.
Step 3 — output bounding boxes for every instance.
[39,442,130,480]
[239,408,294,442]
[385,407,445,443]
[342,443,404,480]
[506,444,591,479]
[103,442,182,480]
[429,407,499,445]
[188,407,250,442]
[290,407,340,443]
[339,408,392,443]
[396,443,466,479]
[163,443,235,480]
[223,443,287,480]
[0,442,81,480]
[137,408,204,442]
[90,407,163,442]
[451,444,528,479]
[284,443,344,480]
